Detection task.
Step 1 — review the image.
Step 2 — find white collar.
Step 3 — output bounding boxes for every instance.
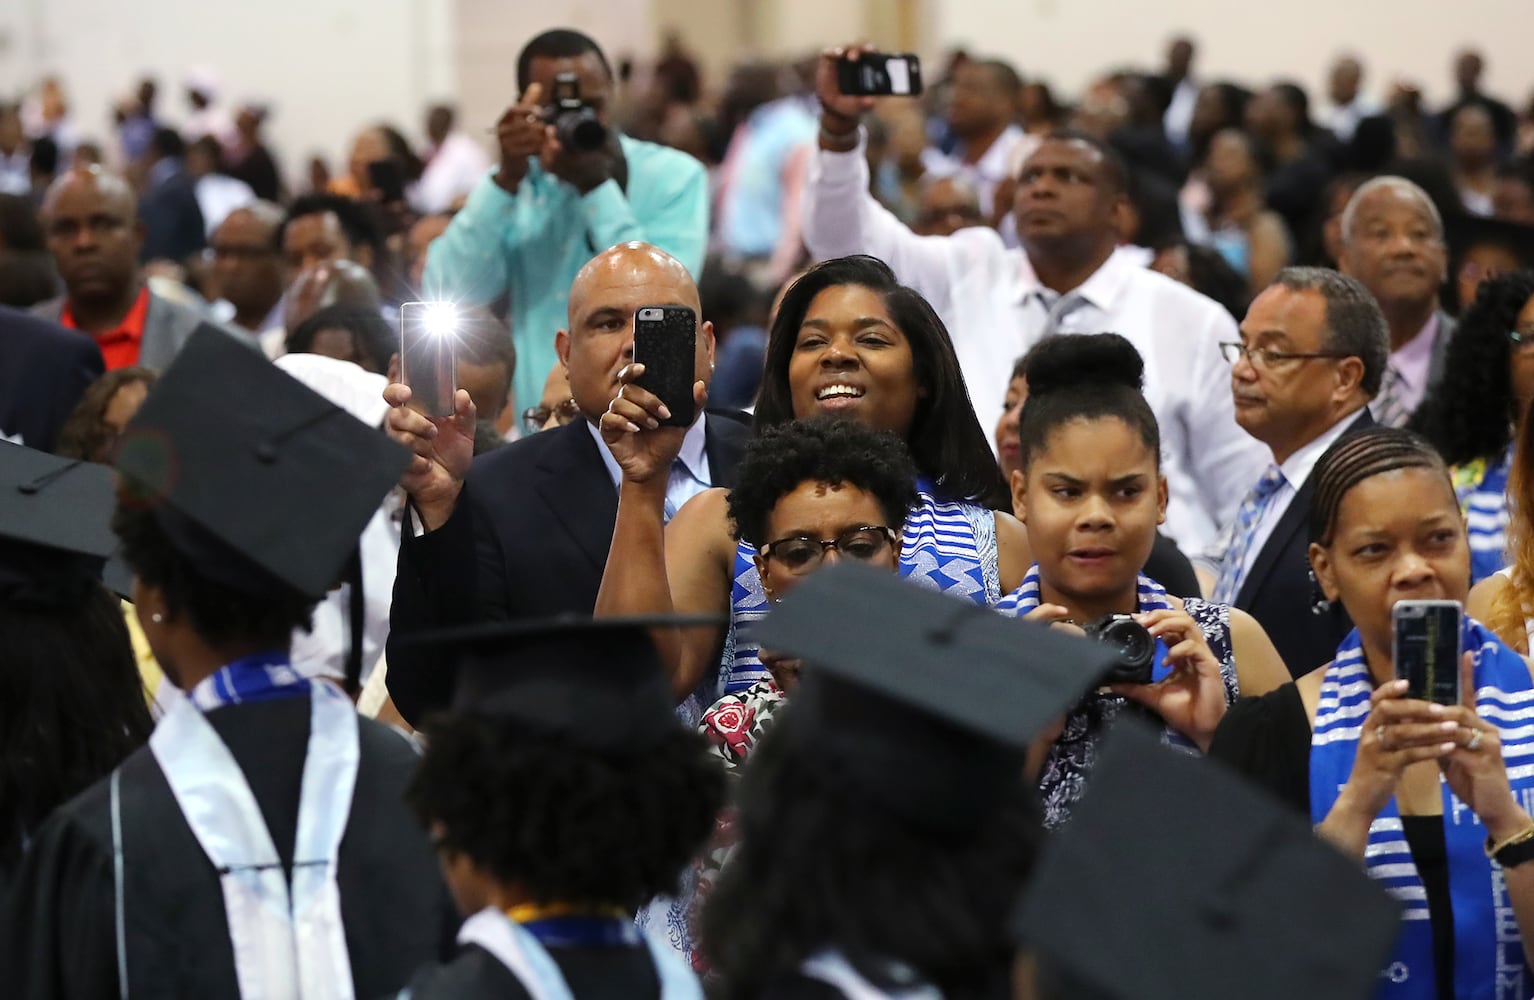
[1014,244,1136,311]
[1276,407,1365,491]
[586,413,710,490]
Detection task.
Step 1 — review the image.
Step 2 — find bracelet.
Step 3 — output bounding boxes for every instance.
[819,121,861,150]
[1485,820,1534,861]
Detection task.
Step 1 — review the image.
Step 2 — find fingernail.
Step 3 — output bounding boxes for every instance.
[625,422,640,433]
[1428,703,1445,715]
[1393,679,1410,692]
[1440,742,1457,753]
[646,418,659,429]
[657,405,671,420]
[1440,721,1459,732]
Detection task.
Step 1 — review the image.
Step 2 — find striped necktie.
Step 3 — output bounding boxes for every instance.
[1372,365,1411,428]
[1038,290,1090,338]
[1212,464,1286,605]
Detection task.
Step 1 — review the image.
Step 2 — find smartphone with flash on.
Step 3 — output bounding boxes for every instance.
[633,306,698,428]
[837,53,923,97]
[400,301,458,418]
[1393,599,1463,706]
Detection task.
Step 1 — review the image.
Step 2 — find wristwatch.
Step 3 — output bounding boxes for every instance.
[1486,823,1534,868]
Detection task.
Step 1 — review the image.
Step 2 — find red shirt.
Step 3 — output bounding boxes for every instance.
[61,287,150,371]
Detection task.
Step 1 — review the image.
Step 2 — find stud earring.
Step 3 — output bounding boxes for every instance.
[151,613,164,624]
[1307,569,1331,615]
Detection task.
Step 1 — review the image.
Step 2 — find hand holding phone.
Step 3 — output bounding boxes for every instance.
[400,302,459,418]
[633,306,698,428]
[836,52,923,97]
[1393,600,1463,706]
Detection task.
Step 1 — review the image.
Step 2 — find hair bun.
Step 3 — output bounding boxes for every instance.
[1022,333,1145,397]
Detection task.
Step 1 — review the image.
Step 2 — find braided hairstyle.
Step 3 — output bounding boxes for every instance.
[1409,271,1534,466]
[1309,426,1454,547]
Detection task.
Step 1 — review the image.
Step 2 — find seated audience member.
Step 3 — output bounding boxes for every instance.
[384,242,750,726]
[208,201,287,348]
[1449,104,1499,216]
[0,304,103,451]
[595,255,1030,704]
[520,363,580,436]
[1438,48,1517,157]
[225,104,283,203]
[1013,722,1402,1000]
[921,57,1027,218]
[414,103,490,216]
[137,128,205,264]
[1202,269,1384,677]
[0,446,153,890]
[996,334,1286,826]
[3,327,454,997]
[0,193,58,308]
[700,564,1111,999]
[448,306,517,436]
[1494,161,1534,224]
[185,135,255,237]
[34,167,233,370]
[282,259,384,336]
[698,264,769,411]
[1148,239,1251,320]
[996,351,1200,598]
[1336,177,1453,427]
[424,28,708,421]
[1320,54,1382,143]
[286,303,394,374]
[1211,427,1534,999]
[1180,128,1292,294]
[1244,82,1330,248]
[406,212,453,294]
[279,191,386,278]
[1470,409,1534,652]
[53,366,156,463]
[912,174,985,237]
[806,44,1266,554]
[1411,271,1534,583]
[400,619,724,997]
[1444,213,1534,316]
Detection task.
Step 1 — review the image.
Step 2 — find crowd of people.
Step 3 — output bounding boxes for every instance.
[5,21,1534,1000]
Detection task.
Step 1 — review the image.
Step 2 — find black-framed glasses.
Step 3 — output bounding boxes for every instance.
[1219,342,1351,370]
[759,525,898,575]
[521,398,580,435]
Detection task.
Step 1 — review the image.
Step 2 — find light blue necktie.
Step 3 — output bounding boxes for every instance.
[1212,464,1286,605]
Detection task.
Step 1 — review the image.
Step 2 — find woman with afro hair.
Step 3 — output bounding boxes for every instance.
[1410,269,1534,582]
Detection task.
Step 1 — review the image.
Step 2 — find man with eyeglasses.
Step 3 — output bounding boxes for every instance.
[209,201,286,350]
[1198,267,1388,678]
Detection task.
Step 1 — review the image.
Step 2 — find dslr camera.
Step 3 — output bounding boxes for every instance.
[550,72,608,153]
[1083,614,1156,686]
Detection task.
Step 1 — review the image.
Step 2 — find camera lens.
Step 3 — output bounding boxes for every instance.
[556,108,608,153]
[1100,619,1153,669]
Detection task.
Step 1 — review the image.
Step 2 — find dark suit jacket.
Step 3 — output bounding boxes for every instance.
[138,162,206,263]
[0,305,104,452]
[1235,408,1374,679]
[387,412,751,724]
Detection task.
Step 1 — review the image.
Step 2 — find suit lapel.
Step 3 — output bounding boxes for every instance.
[533,420,620,573]
[138,293,173,371]
[703,411,750,490]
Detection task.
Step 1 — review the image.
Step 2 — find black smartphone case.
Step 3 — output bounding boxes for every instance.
[634,308,698,428]
[836,54,923,97]
[1394,605,1462,706]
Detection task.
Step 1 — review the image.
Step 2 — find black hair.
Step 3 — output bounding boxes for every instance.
[409,712,723,912]
[0,192,46,252]
[55,367,158,463]
[187,134,223,163]
[277,193,383,258]
[974,58,1023,97]
[1189,81,1252,166]
[0,585,153,871]
[285,304,395,374]
[0,250,58,309]
[456,306,516,373]
[1271,81,1314,135]
[1017,334,1159,469]
[148,126,185,160]
[1309,426,1453,546]
[753,256,1010,511]
[29,136,59,176]
[112,503,315,649]
[1039,128,1128,195]
[1177,241,1250,320]
[726,417,920,548]
[1409,270,1534,465]
[1270,266,1389,396]
[516,28,612,94]
[700,722,1039,999]
[375,124,425,183]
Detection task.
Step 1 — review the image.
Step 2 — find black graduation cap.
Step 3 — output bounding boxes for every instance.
[1012,721,1401,1000]
[0,442,118,608]
[753,562,1118,831]
[114,324,410,600]
[396,614,725,750]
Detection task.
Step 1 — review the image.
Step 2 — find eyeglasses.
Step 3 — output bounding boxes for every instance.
[759,525,898,575]
[521,398,580,435]
[1219,342,1352,371]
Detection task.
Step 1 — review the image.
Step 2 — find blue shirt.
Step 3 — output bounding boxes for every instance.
[422,134,708,412]
[718,98,817,257]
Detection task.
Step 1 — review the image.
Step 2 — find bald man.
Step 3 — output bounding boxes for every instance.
[210,201,287,337]
[33,166,241,370]
[383,241,748,724]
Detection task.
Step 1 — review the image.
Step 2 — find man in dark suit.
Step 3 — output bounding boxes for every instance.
[137,128,206,263]
[0,306,103,451]
[1200,267,1388,679]
[33,166,237,370]
[1337,175,1455,427]
[384,241,748,724]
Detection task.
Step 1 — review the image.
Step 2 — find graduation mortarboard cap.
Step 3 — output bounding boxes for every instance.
[397,614,725,751]
[114,324,411,599]
[752,562,1119,831]
[1012,721,1400,1000]
[0,442,118,608]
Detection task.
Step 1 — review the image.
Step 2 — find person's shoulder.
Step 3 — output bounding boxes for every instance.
[466,419,588,484]
[401,944,533,1000]
[0,303,96,358]
[622,135,706,185]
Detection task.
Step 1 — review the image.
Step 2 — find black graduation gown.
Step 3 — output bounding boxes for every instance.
[0,695,459,999]
[402,941,661,999]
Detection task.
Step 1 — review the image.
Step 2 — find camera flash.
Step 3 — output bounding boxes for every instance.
[423,302,458,337]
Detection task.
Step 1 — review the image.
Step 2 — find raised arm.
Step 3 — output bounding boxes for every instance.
[584,150,708,279]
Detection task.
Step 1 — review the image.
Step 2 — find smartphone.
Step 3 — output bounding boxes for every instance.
[1393,600,1463,706]
[837,53,923,97]
[633,306,697,428]
[367,159,407,204]
[400,301,458,418]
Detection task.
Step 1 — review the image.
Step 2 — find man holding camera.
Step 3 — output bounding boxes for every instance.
[424,29,708,416]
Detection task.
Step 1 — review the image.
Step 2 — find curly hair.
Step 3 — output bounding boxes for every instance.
[0,585,152,870]
[725,417,920,548]
[112,503,315,649]
[408,714,723,912]
[285,304,395,374]
[1409,270,1534,466]
[700,724,1040,1000]
[54,367,158,463]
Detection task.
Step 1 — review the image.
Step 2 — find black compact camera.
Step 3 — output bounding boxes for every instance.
[551,72,608,153]
[1084,614,1156,686]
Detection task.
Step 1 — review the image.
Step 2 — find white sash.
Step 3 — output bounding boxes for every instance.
[454,906,704,1000]
[800,950,943,1000]
[142,680,360,999]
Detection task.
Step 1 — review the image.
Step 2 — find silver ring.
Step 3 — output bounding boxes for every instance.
[1376,724,1387,746]
[1467,729,1484,752]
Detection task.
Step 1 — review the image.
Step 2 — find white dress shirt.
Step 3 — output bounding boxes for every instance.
[195,173,257,236]
[803,131,1268,551]
[1323,96,1384,142]
[415,132,492,215]
[1163,78,1201,151]
[920,124,1032,217]
[586,413,714,517]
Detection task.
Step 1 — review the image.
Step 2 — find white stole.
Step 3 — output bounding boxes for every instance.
[800,950,943,1000]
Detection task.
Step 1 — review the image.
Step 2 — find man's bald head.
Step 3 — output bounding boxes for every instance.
[41,166,144,305]
[567,241,699,327]
[42,166,137,225]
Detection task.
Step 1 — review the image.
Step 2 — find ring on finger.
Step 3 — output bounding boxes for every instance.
[1467,728,1484,752]
[1376,724,1387,747]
